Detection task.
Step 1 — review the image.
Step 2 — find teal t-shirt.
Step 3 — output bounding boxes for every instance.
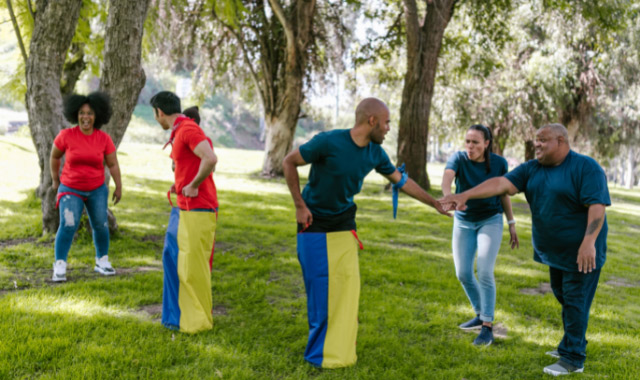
[505,150,610,272]
[299,129,396,216]
[446,151,508,222]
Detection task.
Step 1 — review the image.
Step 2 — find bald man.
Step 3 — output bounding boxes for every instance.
[440,124,610,376]
[283,97,449,368]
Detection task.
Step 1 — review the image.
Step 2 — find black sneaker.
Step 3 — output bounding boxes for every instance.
[543,360,584,376]
[459,315,483,330]
[473,325,494,346]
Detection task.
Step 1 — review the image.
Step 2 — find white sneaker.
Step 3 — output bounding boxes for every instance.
[94,255,116,276]
[52,260,67,282]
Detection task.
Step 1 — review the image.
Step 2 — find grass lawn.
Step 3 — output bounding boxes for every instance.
[1,135,639,379]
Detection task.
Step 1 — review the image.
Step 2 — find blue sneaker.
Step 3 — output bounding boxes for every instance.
[473,325,494,346]
[459,315,483,330]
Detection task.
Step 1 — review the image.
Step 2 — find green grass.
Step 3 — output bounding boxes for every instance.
[1,135,639,379]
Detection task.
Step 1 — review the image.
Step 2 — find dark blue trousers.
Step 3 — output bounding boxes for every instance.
[549,266,601,368]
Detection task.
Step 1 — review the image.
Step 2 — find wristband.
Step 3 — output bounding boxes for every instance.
[507,219,516,225]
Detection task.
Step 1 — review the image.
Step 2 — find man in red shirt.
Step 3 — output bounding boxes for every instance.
[151,91,219,333]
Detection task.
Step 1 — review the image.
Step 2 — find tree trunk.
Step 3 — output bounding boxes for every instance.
[100,0,150,148]
[98,0,150,231]
[26,0,83,234]
[61,42,86,96]
[397,0,456,190]
[260,0,315,177]
[262,101,301,177]
[625,146,635,190]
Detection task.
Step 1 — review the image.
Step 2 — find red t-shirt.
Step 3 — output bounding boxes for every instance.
[170,118,218,210]
[53,126,116,191]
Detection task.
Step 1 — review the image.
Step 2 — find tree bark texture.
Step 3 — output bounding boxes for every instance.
[397,0,456,189]
[98,0,150,232]
[26,0,83,234]
[99,0,150,148]
[260,0,316,177]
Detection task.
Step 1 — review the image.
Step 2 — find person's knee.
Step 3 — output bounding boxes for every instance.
[456,269,474,284]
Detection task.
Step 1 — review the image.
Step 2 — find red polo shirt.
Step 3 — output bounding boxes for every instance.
[170,117,218,210]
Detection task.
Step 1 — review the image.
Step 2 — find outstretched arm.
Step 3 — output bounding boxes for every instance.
[440,177,518,211]
[383,170,451,217]
[577,204,606,274]
[283,149,313,227]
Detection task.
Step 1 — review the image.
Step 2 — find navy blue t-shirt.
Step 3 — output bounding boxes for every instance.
[299,129,396,216]
[504,150,610,272]
[446,151,508,222]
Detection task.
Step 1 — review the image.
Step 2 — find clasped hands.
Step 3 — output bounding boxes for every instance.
[438,193,468,212]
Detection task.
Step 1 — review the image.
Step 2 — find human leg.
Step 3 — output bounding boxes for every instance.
[555,268,601,368]
[452,217,481,317]
[85,184,110,259]
[474,213,503,323]
[54,188,85,262]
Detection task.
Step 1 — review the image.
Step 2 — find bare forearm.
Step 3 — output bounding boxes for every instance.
[463,177,514,200]
[108,164,122,189]
[50,158,61,182]
[189,158,215,188]
[500,194,515,221]
[283,162,306,208]
[583,204,606,244]
[441,170,455,196]
[401,178,438,208]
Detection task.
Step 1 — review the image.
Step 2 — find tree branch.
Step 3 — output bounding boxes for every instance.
[267,0,295,57]
[6,0,28,64]
[27,0,35,20]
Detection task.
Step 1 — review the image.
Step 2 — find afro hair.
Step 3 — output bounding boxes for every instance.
[63,91,112,129]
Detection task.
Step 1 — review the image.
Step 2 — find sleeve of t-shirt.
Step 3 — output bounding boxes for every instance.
[181,125,209,151]
[504,161,530,192]
[299,132,327,164]
[579,159,611,206]
[445,151,460,172]
[374,148,396,175]
[53,130,67,152]
[104,133,116,155]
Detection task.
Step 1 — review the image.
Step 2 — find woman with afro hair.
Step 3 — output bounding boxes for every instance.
[50,91,123,282]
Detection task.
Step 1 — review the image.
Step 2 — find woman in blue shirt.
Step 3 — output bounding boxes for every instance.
[442,124,519,346]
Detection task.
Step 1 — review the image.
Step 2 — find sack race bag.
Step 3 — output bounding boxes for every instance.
[297,230,363,368]
[162,206,216,333]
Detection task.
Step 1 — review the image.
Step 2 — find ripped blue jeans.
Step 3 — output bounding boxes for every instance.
[55,183,110,261]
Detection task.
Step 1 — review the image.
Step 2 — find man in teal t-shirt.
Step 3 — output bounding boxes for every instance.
[283,98,450,367]
[440,124,610,376]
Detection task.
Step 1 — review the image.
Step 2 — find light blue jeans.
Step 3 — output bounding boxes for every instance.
[452,213,503,323]
[55,183,110,261]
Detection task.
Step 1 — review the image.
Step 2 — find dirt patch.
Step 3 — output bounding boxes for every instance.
[605,276,638,288]
[520,282,552,295]
[0,237,39,248]
[212,305,228,316]
[141,235,164,243]
[2,265,163,291]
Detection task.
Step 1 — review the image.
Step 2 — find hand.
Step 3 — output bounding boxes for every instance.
[296,205,313,228]
[438,193,468,211]
[577,241,596,273]
[508,224,519,249]
[170,184,177,194]
[51,179,60,191]
[112,187,122,205]
[432,200,452,217]
[182,183,199,197]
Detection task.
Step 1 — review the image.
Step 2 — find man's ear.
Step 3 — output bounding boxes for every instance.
[368,115,376,127]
